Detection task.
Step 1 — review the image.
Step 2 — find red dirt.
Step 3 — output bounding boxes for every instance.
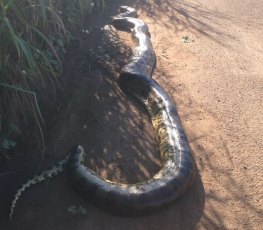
[0,0,262,229]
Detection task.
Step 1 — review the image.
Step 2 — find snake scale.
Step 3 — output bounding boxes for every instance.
[9,6,195,219]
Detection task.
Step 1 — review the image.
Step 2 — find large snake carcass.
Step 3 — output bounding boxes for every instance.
[9,6,195,219]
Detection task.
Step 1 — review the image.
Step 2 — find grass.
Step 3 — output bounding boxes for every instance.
[0,0,106,156]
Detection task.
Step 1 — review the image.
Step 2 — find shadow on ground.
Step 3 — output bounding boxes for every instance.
[131,0,235,47]
[0,1,207,230]
[131,1,263,229]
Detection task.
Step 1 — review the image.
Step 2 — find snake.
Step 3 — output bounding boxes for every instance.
[9,6,195,219]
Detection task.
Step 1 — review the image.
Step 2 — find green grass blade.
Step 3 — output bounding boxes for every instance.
[4,0,15,13]
[37,49,57,75]
[0,82,44,124]
[30,26,62,64]
[4,17,21,59]
[16,36,36,71]
[38,0,47,23]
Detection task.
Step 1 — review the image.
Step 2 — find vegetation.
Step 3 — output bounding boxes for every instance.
[0,0,105,156]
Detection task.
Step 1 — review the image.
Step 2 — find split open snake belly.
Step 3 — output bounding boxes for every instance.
[9,6,195,219]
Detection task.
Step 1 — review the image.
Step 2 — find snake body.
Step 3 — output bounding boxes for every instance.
[9,6,195,219]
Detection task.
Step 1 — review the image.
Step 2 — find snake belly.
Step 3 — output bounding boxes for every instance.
[67,6,195,215]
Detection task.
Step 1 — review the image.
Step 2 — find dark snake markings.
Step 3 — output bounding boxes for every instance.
[9,6,195,219]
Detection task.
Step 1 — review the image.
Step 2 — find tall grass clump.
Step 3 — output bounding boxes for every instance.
[0,0,106,156]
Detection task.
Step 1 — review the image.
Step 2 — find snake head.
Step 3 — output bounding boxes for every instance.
[73,145,86,164]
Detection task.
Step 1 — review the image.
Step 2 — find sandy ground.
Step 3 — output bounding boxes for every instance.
[0,0,262,229]
[135,0,263,229]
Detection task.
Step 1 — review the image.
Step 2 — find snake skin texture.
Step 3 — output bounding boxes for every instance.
[67,6,195,215]
[9,6,195,219]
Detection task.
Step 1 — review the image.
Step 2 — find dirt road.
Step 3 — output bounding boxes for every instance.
[1,0,262,229]
[136,0,263,229]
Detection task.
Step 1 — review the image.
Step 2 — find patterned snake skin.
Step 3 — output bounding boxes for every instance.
[9,6,195,219]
